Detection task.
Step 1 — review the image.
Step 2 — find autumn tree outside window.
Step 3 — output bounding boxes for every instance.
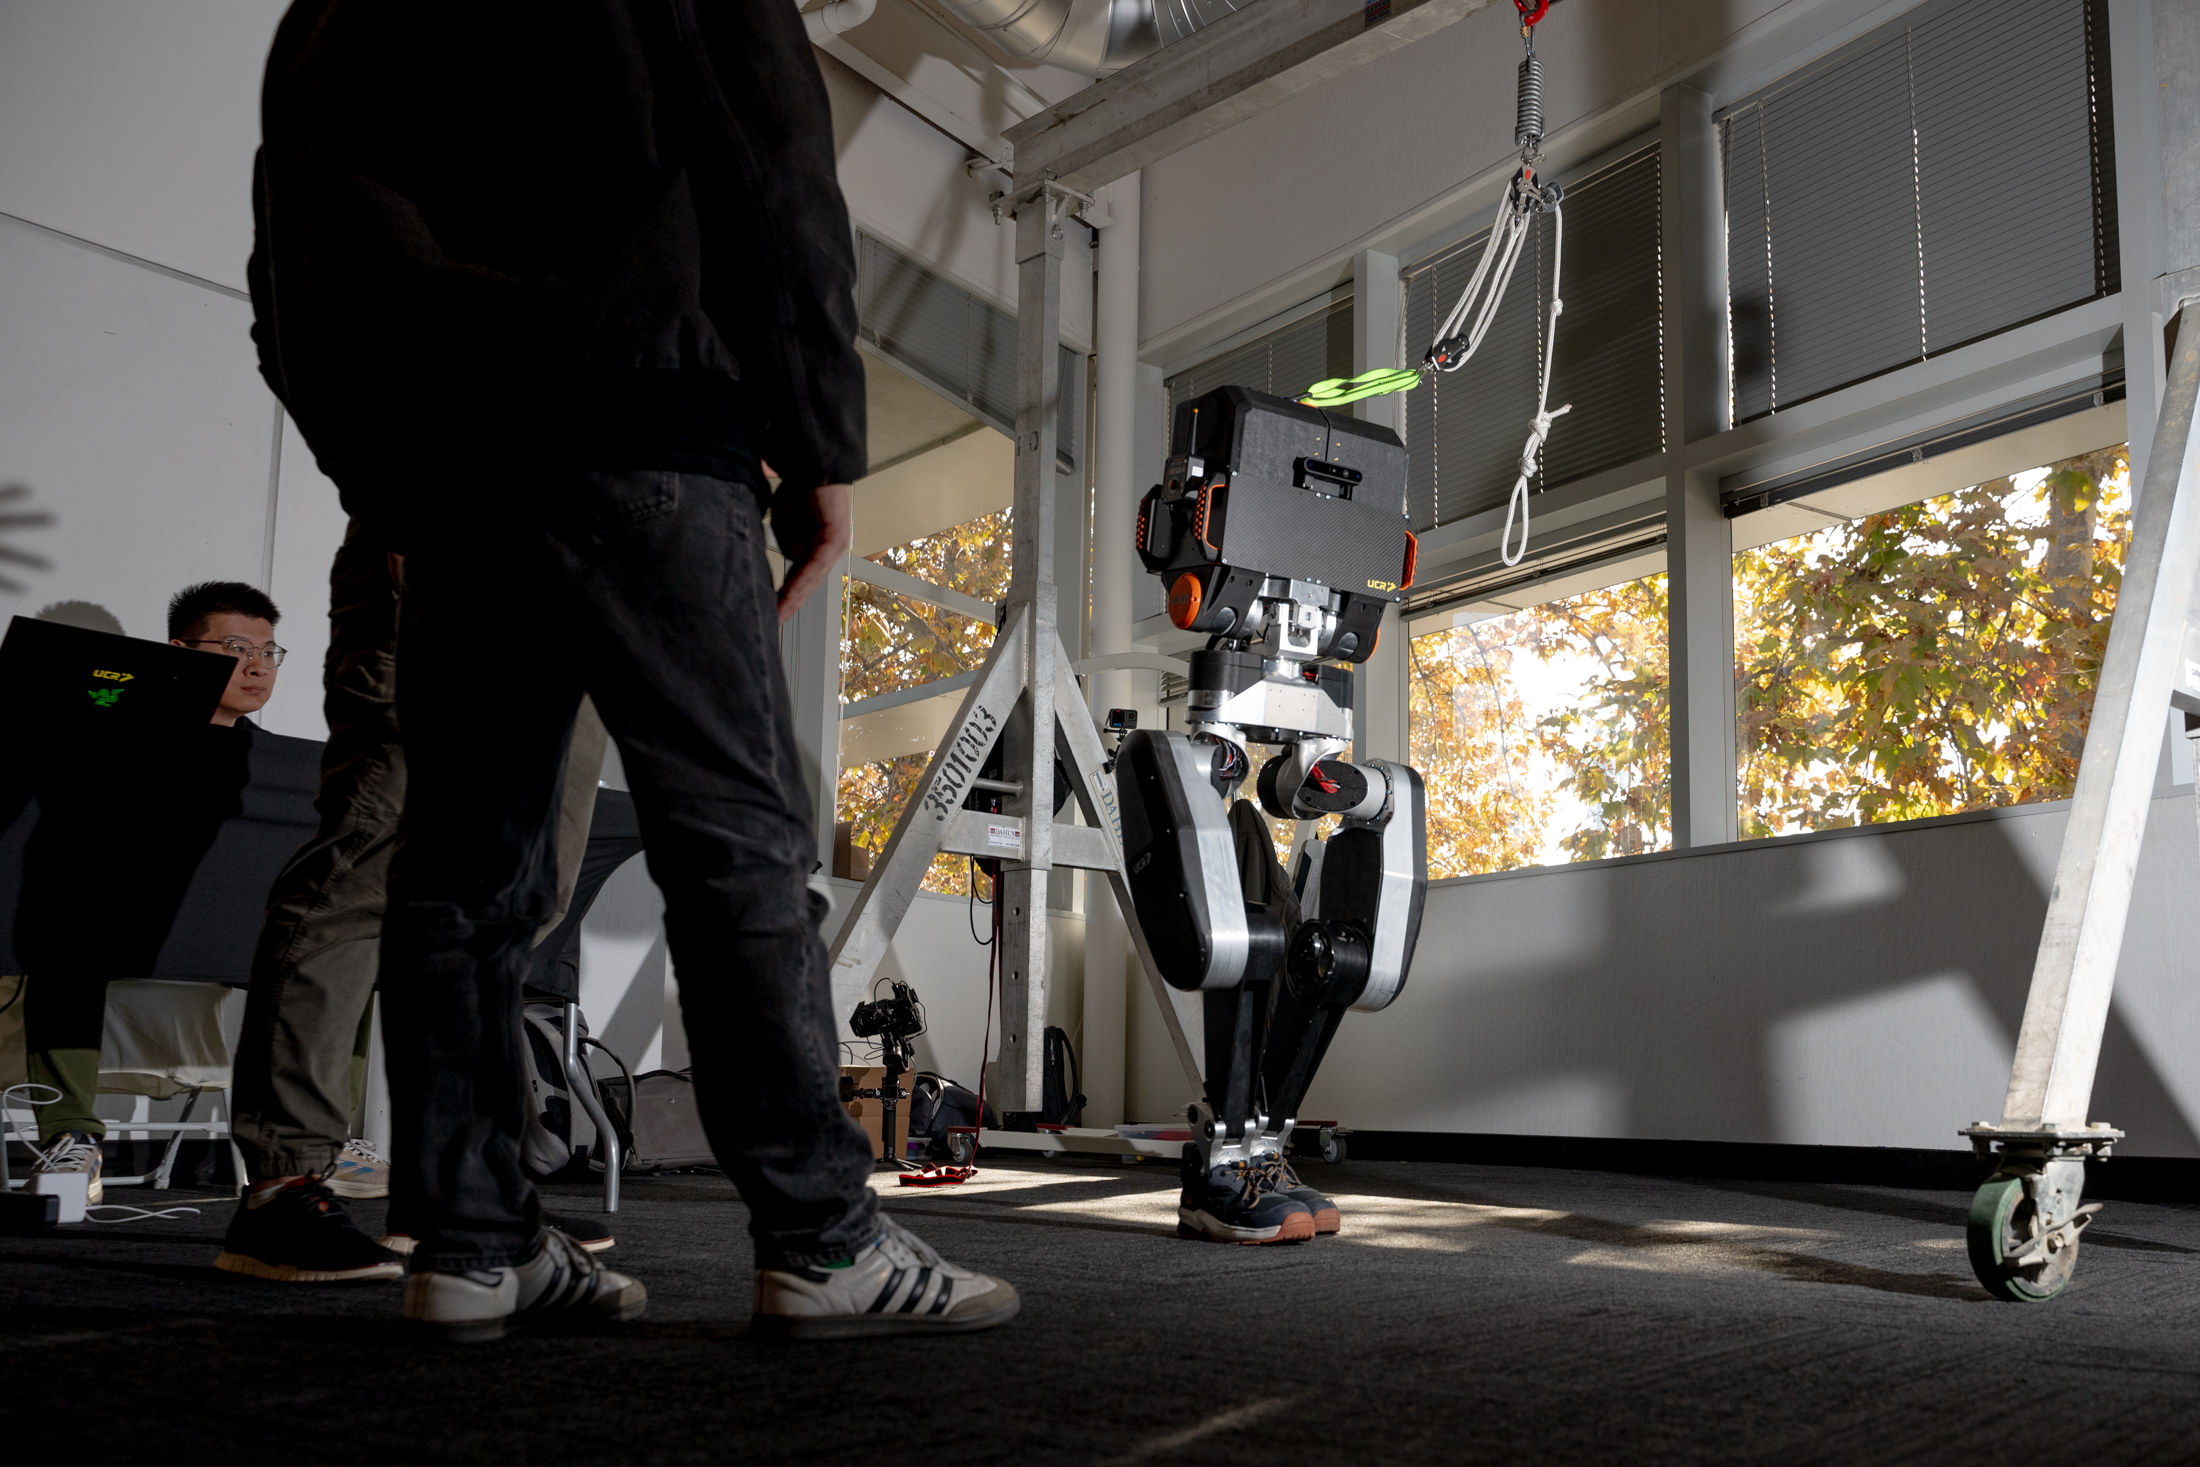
[836,508,1013,896]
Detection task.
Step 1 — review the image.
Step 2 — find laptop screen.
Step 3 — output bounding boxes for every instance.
[0,616,234,724]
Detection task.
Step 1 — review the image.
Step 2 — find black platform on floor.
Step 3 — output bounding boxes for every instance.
[4,1158,2199,1464]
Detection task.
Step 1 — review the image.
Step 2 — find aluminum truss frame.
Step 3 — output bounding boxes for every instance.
[1962,311,2200,1299]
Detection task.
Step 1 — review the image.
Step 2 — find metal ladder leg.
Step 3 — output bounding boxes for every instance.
[561,1003,619,1213]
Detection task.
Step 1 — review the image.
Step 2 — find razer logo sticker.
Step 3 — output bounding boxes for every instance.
[87,687,123,707]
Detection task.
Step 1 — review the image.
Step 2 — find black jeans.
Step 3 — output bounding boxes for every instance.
[379,468,878,1271]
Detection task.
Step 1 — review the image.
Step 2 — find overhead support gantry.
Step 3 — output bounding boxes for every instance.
[1003,0,1501,191]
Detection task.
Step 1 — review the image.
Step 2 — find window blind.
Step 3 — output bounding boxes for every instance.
[856,232,1082,472]
[1163,297,1354,426]
[1400,143,1663,531]
[1721,0,2117,424]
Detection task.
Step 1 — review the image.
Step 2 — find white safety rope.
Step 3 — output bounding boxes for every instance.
[1499,201,1569,567]
[1430,186,1538,373]
[1302,2,1572,568]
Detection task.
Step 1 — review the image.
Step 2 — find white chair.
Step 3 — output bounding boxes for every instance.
[0,978,248,1193]
[96,979,249,1192]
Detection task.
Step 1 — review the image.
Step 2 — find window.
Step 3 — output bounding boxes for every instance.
[1734,444,2131,835]
[835,509,1013,894]
[1408,573,1670,879]
[1722,0,2118,422]
[1401,143,1662,531]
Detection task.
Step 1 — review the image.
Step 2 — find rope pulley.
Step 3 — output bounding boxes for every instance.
[1299,0,1567,567]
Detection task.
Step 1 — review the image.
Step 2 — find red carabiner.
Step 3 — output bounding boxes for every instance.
[1515,0,1549,24]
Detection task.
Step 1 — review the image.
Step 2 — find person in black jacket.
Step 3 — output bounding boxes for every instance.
[249,0,1016,1340]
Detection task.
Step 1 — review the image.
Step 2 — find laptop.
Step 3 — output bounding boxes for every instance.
[0,615,235,724]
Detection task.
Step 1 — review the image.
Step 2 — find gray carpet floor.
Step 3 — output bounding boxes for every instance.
[4,1156,2198,1465]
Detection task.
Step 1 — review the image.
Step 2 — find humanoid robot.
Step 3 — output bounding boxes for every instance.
[1119,384,1428,1243]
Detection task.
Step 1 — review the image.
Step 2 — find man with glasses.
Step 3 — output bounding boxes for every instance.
[171,587,288,725]
[20,583,283,1200]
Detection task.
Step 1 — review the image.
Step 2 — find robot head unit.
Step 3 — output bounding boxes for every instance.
[1135,385,1418,772]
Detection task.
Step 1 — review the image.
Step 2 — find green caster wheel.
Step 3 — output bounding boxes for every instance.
[1967,1173,2081,1302]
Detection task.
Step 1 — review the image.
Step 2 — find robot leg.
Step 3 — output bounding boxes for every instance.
[1113,728,1284,1171]
[1253,756,1428,1159]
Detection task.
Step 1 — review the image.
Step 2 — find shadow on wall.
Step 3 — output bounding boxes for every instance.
[35,599,122,636]
[0,484,55,596]
[1309,793,2200,1156]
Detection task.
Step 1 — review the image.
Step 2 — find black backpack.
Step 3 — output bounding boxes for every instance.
[907,1073,992,1160]
[519,1003,590,1178]
[1042,1025,1085,1126]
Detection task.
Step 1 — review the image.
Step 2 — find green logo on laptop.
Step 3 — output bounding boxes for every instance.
[87,687,123,708]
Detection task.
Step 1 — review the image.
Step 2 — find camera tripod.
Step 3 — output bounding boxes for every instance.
[842,979,924,1167]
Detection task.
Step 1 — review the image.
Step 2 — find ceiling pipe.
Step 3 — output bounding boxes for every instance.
[929,0,1244,78]
[802,0,879,44]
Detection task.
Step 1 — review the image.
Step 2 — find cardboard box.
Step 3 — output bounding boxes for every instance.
[840,1065,915,1160]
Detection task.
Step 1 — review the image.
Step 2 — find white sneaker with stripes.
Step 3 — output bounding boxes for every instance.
[324,1138,390,1199]
[752,1218,1018,1339]
[402,1227,646,1343]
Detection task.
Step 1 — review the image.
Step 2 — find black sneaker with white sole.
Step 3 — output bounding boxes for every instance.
[1177,1146,1315,1244]
[752,1217,1019,1339]
[215,1176,405,1283]
[403,1227,647,1343]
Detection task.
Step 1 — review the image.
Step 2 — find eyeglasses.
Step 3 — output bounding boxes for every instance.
[182,637,288,667]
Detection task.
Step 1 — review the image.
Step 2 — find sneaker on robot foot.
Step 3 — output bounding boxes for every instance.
[31,1131,103,1205]
[1258,1153,1340,1235]
[215,1175,404,1283]
[402,1227,646,1343]
[751,1217,1019,1339]
[381,1211,614,1256]
[1177,1148,1315,1244]
[324,1138,390,1199]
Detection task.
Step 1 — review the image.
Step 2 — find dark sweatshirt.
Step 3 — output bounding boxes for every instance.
[248,0,867,539]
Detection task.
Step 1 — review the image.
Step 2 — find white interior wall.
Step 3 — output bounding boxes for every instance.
[0,0,282,294]
[0,1,344,739]
[0,213,275,644]
[1305,789,2200,1156]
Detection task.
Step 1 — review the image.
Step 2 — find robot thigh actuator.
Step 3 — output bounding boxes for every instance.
[1115,385,1428,1175]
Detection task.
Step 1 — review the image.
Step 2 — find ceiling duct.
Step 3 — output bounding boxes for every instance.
[931,0,1244,78]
